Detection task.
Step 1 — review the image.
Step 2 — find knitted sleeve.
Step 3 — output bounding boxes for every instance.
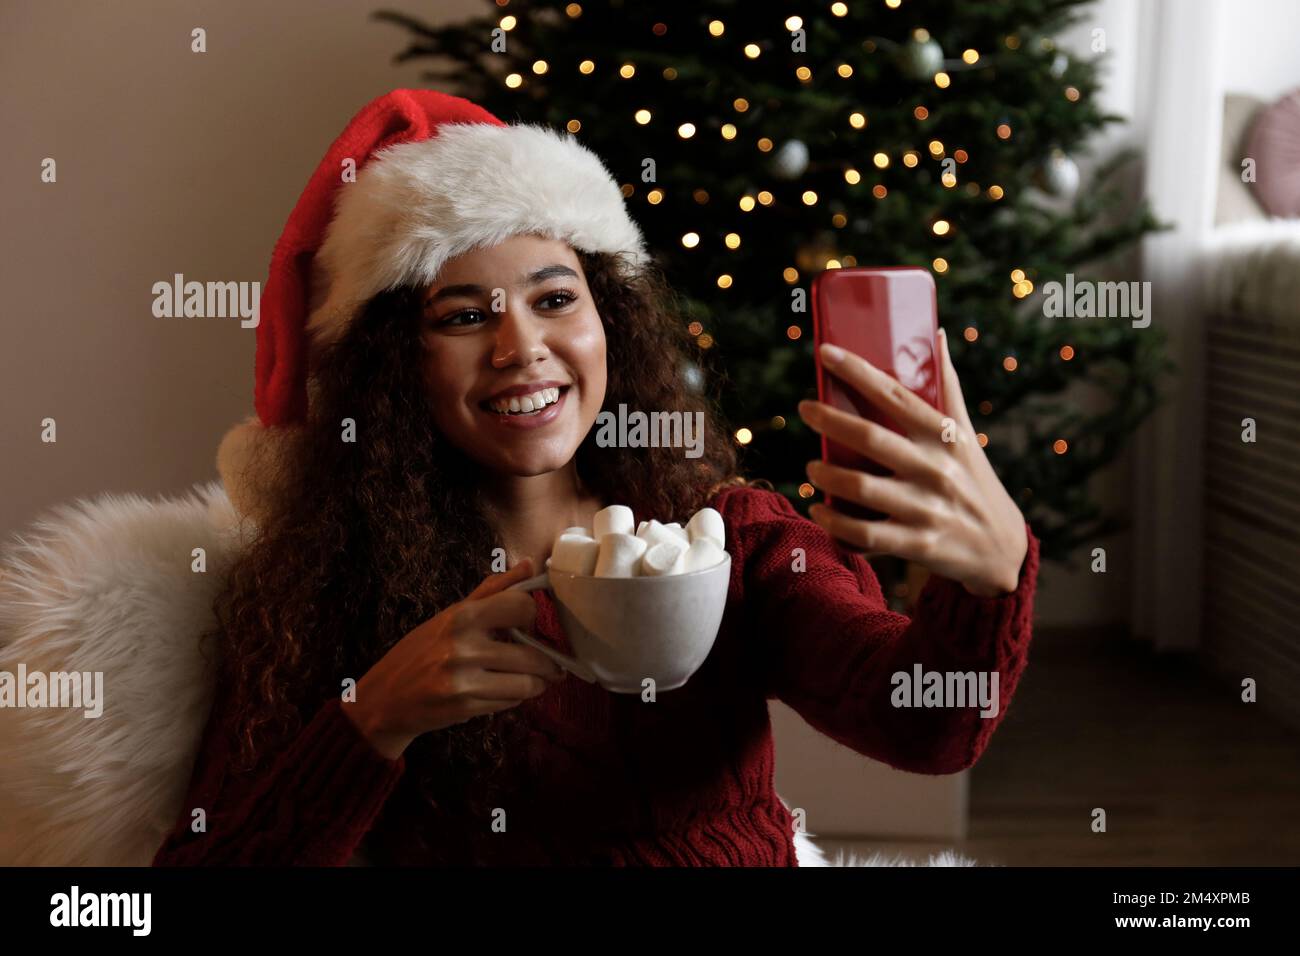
[716,485,1039,774]
[151,680,406,866]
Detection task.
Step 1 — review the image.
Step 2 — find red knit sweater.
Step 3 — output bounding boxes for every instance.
[152,485,1038,866]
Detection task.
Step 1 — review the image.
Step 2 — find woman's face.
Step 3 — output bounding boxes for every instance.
[420,234,607,476]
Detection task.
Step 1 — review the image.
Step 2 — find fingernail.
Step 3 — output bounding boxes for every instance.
[820,343,845,364]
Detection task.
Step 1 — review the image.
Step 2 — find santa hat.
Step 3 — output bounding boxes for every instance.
[217,88,649,521]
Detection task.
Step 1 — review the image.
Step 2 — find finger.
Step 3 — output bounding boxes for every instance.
[799,400,944,480]
[818,343,947,439]
[808,503,930,562]
[451,697,530,722]
[457,671,550,702]
[468,639,566,680]
[466,557,534,601]
[455,590,538,632]
[805,460,937,525]
[937,328,974,433]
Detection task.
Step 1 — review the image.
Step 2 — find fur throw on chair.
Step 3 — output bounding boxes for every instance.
[0,483,975,867]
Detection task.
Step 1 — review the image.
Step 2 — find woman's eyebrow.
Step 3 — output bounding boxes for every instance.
[424,264,579,306]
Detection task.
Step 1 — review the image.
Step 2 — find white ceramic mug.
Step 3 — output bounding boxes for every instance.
[504,553,732,693]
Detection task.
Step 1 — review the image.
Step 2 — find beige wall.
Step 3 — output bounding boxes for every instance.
[0,0,471,539]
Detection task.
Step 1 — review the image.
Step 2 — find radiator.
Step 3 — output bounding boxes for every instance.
[1203,314,1300,733]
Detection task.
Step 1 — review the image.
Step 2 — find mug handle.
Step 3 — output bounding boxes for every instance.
[504,571,599,684]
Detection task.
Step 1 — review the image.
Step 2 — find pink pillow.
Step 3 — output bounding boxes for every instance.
[1246,88,1300,218]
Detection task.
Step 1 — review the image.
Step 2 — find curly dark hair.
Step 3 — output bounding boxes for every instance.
[202,249,769,850]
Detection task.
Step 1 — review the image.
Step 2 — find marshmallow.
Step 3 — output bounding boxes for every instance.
[663,522,690,543]
[637,519,684,551]
[640,539,687,576]
[593,532,648,577]
[550,533,600,575]
[685,507,725,549]
[562,526,590,538]
[680,537,727,573]
[593,505,635,540]
[636,519,650,537]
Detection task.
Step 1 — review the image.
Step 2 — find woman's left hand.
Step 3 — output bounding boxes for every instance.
[797,329,1028,597]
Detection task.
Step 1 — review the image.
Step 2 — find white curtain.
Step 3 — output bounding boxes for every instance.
[1131,0,1226,650]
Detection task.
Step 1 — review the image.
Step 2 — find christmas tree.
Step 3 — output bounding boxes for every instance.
[376,0,1167,562]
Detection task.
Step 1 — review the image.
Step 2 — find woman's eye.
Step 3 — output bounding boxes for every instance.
[430,310,485,329]
[538,290,577,310]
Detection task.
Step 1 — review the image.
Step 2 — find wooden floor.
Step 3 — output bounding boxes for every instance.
[818,627,1300,866]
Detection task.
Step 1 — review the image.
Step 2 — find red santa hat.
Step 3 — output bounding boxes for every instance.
[217,88,649,520]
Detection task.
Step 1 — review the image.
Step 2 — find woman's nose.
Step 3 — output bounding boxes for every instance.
[491,301,549,366]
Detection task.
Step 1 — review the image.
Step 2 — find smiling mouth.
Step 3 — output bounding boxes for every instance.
[480,385,571,416]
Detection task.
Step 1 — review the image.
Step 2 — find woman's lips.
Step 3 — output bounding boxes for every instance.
[479,385,570,430]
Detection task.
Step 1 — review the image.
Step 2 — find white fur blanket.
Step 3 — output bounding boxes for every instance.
[0,482,974,867]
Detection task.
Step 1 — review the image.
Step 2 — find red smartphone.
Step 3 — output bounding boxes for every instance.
[811,267,943,521]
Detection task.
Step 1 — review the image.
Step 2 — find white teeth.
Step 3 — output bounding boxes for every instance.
[488,386,562,415]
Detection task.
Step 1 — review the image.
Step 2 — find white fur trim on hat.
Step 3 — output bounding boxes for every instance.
[305,122,649,349]
[216,415,292,525]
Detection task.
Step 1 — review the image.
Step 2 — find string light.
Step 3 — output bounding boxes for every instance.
[1003,356,1018,371]
[692,189,709,204]
[832,213,848,227]
[1060,345,1075,360]
[708,20,725,36]
[532,60,549,74]
[996,123,1012,139]
[725,232,741,249]
[783,267,799,283]
[796,66,812,81]
[744,43,761,58]
[838,64,854,78]
[988,184,1005,199]
[579,59,595,74]
[635,109,652,124]
[698,333,714,348]
[716,274,733,288]
[739,195,756,210]
[721,123,737,139]
[932,257,948,273]
[1065,86,1081,102]
[688,321,703,335]
[681,232,699,248]
[801,190,818,205]
[565,4,582,17]
[979,401,993,414]
[566,119,581,133]
[500,15,517,30]
[785,16,803,30]
[1011,269,1025,282]
[872,184,888,198]
[962,49,979,64]
[786,326,802,340]
[505,73,523,88]
[619,63,636,78]
[928,139,945,156]
[903,151,920,167]
[758,190,774,205]
[1053,439,1069,454]
[844,168,862,184]
[733,97,750,112]
[873,152,890,168]
[977,433,989,447]
[913,106,929,120]
[831,2,848,15]
[964,327,978,341]
[645,189,664,204]
[954,149,968,163]
[757,137,774,151]
[798,483,815,498]
[932,219,951,236]
[934,72,951,88]
[849,112,867,129]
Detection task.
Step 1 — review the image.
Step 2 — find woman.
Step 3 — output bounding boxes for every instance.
[152,89,1037,867]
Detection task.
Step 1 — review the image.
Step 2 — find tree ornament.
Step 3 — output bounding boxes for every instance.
[770,139,809,179]
[1037,149,1080,198]
[899,35,944,80]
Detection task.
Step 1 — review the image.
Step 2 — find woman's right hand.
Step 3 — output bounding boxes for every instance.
[344,557,566,759]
